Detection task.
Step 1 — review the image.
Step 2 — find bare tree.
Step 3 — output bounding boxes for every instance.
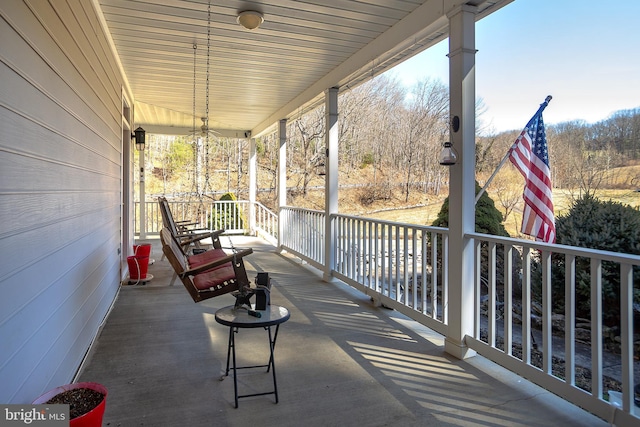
[256,133,278,207]
[491,168,522,220]
[289,107,324,196]
[235,138,248,197]
[338,83,376,172]
[367,76,405,191]
[397,78,448,202]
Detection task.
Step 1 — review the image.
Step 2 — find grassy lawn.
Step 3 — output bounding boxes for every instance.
[353,188,640,238]
[282,162,640,239]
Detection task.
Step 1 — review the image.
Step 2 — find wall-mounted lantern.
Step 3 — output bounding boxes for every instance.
[133,127,146,151]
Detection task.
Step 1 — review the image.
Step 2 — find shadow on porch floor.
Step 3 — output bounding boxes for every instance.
[77,236,607,426]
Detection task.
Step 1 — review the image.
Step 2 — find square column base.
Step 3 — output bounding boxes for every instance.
[444,337,477,360]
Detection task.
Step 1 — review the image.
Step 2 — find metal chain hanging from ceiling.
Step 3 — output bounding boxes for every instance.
[189,43,199,199]
[202,0,212,199]
[193,0,213,227]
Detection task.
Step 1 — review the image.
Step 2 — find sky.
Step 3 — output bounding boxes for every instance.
[387,0,640,134]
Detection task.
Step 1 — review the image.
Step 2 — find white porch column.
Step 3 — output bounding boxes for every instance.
[248,137,257,235]
[444,4,477,360]
[138,149,146,239]
[324,87,339,281]
[277,119,287,247]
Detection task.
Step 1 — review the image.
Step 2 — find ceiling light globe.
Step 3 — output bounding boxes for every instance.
[237,11,264,30]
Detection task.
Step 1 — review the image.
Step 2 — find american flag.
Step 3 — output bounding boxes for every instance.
[508,98,556,243]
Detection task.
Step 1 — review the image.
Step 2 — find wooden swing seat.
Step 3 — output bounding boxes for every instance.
[158,196,214,252]
[160,227,253,302]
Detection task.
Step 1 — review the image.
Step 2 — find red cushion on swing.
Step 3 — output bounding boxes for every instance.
[188,248,231,270]
[192,265,236,290]
[188,248,236,290]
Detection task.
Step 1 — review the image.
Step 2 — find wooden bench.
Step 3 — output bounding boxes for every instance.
[158,196,215,254]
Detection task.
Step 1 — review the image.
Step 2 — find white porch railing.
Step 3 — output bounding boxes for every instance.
[279,207,450,334]
[279,207,639,425]
[135,199,277,244]
[279,207,326,269]
[468,232,639,426]
[331,214,450,336]
[136,200,639,425]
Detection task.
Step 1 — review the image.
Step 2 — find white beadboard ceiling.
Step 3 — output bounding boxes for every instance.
[97,0,512,137]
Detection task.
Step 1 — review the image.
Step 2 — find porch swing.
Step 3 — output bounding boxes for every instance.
[160,1,254,303]
[160,227,253,302]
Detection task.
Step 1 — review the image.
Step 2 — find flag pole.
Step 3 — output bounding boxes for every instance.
[475,143,514,204]
[475,95,552,204]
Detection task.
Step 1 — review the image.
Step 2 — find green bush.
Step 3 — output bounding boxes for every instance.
[209,192,245,231]
[360,152,375,168]
[432,182,519,293]
[432,182,509,236]
[549,193,640,325]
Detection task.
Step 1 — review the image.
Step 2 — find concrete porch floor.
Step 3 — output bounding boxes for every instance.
[77,236,608,426]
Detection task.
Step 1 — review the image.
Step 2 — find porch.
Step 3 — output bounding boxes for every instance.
[77,237,606,426]
[2,2,638,426]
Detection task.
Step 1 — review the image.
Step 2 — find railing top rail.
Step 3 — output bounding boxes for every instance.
[255,201,276,211]
[468,231,640,265]
[281,206,324,215]
[332,212,449,234]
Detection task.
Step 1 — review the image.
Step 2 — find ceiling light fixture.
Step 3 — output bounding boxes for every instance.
[237,10,264,30]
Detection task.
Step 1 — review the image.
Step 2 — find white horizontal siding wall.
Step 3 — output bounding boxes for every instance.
[0,0,124,403]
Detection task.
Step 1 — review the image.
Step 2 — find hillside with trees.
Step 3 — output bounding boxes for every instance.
[142,76,640,237]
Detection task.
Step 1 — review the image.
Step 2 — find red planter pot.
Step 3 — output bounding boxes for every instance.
[129,243,152,279]
[33,382,107,427]
[133,244,151,257]
[127,255,149,279]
